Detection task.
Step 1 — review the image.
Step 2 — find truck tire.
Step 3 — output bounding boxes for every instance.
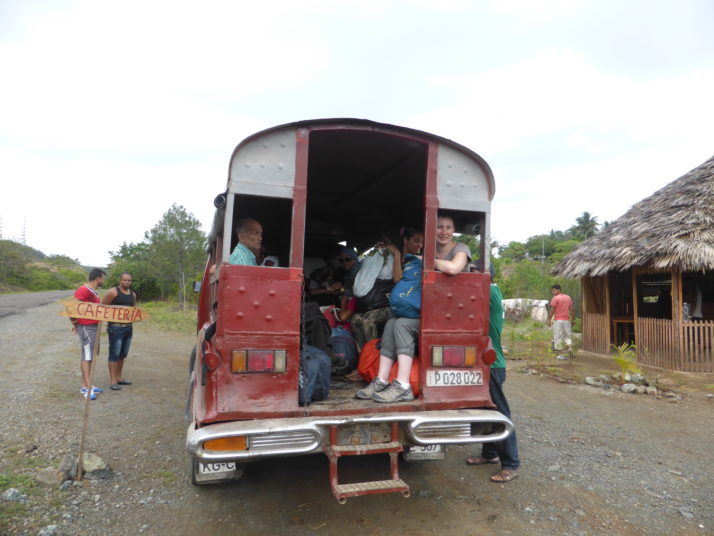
[185,346,197,422]
[188,345,196,374]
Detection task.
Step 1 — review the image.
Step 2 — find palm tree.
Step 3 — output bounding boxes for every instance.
[573,211,599,238]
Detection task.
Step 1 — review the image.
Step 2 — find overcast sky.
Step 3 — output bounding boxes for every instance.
[1,0,713,267]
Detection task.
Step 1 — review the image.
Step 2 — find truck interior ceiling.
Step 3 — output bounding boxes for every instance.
[305,129,428,258]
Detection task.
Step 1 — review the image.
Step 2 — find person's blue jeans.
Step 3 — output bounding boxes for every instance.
[481,367,520,470]
[107,324,133,363]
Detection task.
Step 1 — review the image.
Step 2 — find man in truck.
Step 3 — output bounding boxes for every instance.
[229,218,263,266]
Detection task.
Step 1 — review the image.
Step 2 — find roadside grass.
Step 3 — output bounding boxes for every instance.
[44,389,76,401]
[504,319,557,365]
[703,384,714,393]
[4,453,48,475]
[141,301,197,334]
[0,472,37,524]
[149,469,176,484]
[0,502,29,526]
[0,472,35,493]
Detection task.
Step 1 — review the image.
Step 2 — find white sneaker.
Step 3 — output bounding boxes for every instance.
[372,381,415,403]
[356,378,389,400]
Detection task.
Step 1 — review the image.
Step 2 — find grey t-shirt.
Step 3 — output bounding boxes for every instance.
[440,242,472,272]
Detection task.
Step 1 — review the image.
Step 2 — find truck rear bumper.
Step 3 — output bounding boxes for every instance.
[186,409,512,463]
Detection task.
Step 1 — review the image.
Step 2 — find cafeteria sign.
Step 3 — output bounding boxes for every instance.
[61,300,150,323]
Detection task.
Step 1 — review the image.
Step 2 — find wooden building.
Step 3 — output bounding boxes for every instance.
[554,156,714,373]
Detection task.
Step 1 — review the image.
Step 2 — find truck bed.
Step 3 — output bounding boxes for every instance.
[308,378,419,411]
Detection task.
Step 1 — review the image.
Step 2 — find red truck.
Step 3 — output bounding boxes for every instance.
[185,118,512,502]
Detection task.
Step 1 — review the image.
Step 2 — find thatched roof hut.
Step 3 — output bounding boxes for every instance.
[554,155,714,278]
[553,155,714,373]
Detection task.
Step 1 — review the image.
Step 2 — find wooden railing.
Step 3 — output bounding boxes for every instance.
[637,317,714,373]
[582,312,609,355]
[680,321,714,373]
[637,318,677,370]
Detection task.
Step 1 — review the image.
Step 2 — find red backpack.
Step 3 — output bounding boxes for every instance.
[357,339,420,396]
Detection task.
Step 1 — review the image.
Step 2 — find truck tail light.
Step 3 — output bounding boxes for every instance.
[204,436,248,451]
[431,346,477,367]
[231,350,287,373]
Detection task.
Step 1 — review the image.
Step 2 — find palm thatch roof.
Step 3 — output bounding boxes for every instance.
[554,155,714,278]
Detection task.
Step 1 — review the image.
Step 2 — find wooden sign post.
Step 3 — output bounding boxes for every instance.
[62,300,149,481]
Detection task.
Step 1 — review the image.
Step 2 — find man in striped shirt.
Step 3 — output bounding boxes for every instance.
[229,218,263,266]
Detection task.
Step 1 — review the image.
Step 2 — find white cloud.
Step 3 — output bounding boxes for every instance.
[406,50,714,157]
[490,146,712,245]
[0,146,223,266]
[488,0,590,22]
[0,1,329,152]
[1,0,713,268]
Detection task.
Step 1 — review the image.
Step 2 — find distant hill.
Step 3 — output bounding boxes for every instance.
[0,239,87,292]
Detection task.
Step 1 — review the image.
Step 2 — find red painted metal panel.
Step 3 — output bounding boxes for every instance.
[198,265,303,422]
[419,271,493,406]
[196,257,212,333]
[290,127,308,268]
[217,266,302,334]
[422,142,439,272]
[421,272,489,332]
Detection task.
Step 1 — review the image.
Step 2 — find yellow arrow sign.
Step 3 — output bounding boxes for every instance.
[61,300,150,323]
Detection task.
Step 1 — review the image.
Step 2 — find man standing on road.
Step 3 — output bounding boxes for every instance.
[465,280,520,482]
[102,272,136,391]
[547,284,574,359]
[70,268,106,400]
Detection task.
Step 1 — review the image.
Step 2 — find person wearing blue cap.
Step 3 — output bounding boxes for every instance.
[337,246,360,305]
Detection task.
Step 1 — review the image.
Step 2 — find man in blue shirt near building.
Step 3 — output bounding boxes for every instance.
[229,218,262,265]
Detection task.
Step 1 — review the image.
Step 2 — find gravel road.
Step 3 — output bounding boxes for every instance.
[0,295,712,536]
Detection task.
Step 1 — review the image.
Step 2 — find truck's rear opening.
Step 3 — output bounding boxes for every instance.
[187,119,511,501]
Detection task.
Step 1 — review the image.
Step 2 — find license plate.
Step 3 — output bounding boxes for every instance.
[404,444,445,461]
[410,444,443,453]
[199,462,237,475]
[426,369,483,387]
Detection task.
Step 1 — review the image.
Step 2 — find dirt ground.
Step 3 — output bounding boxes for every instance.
[1,292,713,536]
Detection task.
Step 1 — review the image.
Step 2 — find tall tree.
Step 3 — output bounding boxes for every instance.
[107,241,161,301]
[145,204,206,305]
[570,211,599,239]
[498,241,527,263]
[525,234,558,261]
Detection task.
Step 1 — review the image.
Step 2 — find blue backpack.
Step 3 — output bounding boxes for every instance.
[331,326,359,373]
[389,255,422,319]
[298,344,331,405]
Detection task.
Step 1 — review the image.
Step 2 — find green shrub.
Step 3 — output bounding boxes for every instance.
[142,301,197,334]
[611,342,641,378]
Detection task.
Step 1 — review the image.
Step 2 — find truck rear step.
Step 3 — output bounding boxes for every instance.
[324,423,410,503]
